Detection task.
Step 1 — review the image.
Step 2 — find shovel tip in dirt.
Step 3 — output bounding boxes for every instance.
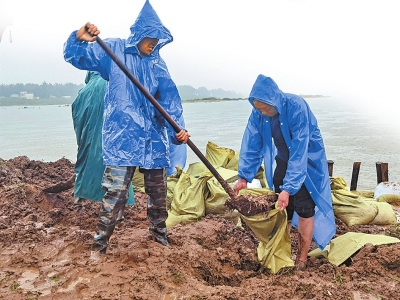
[43,175,75,194]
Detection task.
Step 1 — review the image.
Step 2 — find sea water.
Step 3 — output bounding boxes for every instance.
[0,97,399,191]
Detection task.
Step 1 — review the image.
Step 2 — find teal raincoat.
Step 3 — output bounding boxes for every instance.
[72,71,135,203]
[238,75,336,249]
[64,0,187,173]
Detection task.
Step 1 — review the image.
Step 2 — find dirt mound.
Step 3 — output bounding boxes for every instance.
[0,156,399,299]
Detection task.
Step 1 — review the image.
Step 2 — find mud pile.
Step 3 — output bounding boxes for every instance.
[0,156,399,299]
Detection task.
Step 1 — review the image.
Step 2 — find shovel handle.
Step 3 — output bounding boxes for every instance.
[95,36,236,198]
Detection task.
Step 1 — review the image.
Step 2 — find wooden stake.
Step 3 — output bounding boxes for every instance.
[327,160,334,177]
[350,162,361,191]
[376,162,389,184]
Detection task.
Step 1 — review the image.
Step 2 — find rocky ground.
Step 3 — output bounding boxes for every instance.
[0,156,399,300]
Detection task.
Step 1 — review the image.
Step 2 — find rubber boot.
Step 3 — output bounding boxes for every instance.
[92,166,134,254]
[143,168,170,248]
[92,232,109,254]
[116,206,125,223]
[149,225,171,248]
[73,196,84,213]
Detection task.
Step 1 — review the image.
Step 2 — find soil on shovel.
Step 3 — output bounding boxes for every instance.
[0,156,399,300]
[226,193,278,216]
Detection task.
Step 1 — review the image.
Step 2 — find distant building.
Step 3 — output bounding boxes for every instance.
[20,91,34,99]
[62,96,71,99]
[24,94,34,99]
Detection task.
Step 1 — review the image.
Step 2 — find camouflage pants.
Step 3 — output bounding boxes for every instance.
[93,166,167,253]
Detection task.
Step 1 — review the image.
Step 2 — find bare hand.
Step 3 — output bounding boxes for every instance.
[278,190,290,211]
[76,22,100,42]
[176,130,190,144]
[234,178,247,195]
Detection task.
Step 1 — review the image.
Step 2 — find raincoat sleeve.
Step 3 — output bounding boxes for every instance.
[63,31,112,80]
[155,62,186,145]
[166,112,187,175]
[159,103,185,145]
[155,70,187,174]
[238,110,266,182]
[167,114,185,145]
[281,102,309,195]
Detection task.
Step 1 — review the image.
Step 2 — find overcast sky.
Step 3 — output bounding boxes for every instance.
[1,0,400,107]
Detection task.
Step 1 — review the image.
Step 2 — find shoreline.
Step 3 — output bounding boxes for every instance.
[0,95,329,107]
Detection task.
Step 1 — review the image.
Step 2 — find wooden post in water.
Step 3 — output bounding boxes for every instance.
[376,162,389,184]
[327,160,334,177]
[350,162,361,191]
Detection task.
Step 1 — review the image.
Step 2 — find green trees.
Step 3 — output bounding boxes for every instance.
[0,82,85,98]
[0,82,245,101]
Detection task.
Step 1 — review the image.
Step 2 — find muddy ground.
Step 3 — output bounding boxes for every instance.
[0,156,399,300]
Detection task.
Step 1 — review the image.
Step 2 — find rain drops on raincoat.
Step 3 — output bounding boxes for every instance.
[238,75,336,249]
[63,0,186,174]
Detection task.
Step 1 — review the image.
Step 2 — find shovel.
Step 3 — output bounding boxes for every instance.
[46,35,278,215]
[94,36,238,199]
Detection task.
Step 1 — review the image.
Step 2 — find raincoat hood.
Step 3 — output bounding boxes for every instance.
[126,0,173,54]
[84,71,100,84]
[248,75,285,115]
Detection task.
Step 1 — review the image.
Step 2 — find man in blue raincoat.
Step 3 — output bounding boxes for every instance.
[234,75,336,270]
[64,0,190,253]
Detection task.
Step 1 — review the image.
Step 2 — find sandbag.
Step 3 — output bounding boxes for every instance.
[331,177,397,226]
[377,194,400,206]
[331,178,377,226]
[239,189,293,274]
[309,232,400,266]
[368,201,397,225]
[132,168,145,193]
[166,167,183,210]
[166,172,212,227]
[205,141,235,168]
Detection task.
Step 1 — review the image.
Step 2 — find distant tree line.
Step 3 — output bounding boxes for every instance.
[0,82,85,98]
[177,85,245,100]
[0,82,245,100]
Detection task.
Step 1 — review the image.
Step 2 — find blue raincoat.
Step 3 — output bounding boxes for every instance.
[238,75,336,249]
[64,0,186,173]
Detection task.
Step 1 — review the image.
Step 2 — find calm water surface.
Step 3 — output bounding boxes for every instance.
[1,98,399,190]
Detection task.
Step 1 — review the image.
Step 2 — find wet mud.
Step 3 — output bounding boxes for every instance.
[0,156,399,299]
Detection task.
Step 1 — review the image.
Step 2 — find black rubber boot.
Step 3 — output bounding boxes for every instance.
[92,232,109,254]
[149,226,171,248]
[73,196,84,213]
[116,206,125,223]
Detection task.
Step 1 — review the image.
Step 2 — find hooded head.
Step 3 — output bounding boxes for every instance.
[84,71,101,84]
[126,0,172,55]
[248,75,285,116]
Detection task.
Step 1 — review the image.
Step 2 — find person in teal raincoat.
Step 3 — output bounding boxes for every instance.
[64,0,190,253]
[71,71,135,213]
[234,75,336,269]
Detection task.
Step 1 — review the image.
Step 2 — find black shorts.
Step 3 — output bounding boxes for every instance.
[273,157,315,220]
